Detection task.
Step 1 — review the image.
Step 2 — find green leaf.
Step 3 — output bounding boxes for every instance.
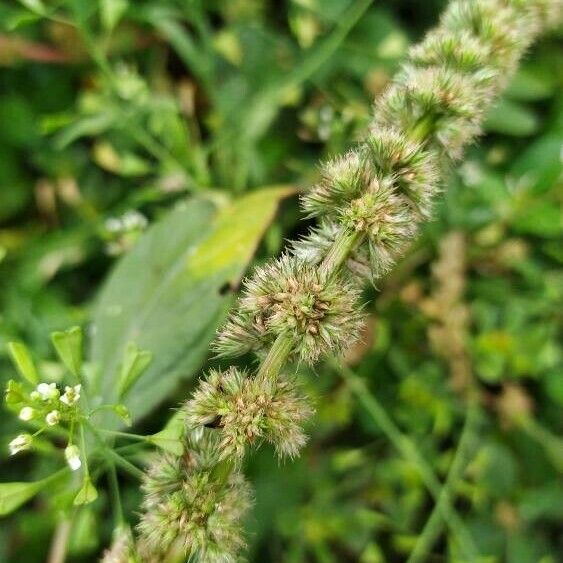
[113,404,132,426]
[484,98,540,137]
[0,480,44,516]
[73,476,98,506]
[99,0,129,32]
[4,380,28,407]
[7,342,38,384]
[90,187,294,423]
[117,342,153,399]
[505,66,556,101]
[512,201,562,238]
[51,326,83,377]
[149,411,185,455]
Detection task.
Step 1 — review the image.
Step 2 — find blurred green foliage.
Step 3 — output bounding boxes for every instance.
[0,0,561,561]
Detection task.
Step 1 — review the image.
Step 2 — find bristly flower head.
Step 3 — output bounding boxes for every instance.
[338,177,418,279]
[302,128,439,221]
[101,528,136,563]
[363,127,440,219]
[375,65,487,159]
[441,0,541,74]
[215,254,365,364]
[137,433,253,562]
[185,367,313,460]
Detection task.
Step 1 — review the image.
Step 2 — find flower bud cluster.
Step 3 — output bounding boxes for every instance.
[137,433,252,562]
[186,367,313,459]
[299,0,560,284]
[216,255,365,364]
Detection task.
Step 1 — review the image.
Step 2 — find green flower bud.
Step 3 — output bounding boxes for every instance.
[215,255,365,364]
[186,367,313,460]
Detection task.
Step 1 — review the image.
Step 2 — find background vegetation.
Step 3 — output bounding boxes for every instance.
[0,0,562,561]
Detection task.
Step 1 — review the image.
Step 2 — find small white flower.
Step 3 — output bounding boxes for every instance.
[105,217,123,233]
[122,210,147,230]
[45,410,61,426]
[30,391,40,400]
[60,384,81,406]
[36,382,59,401]
[9,434,32,455]
[64,444,82,471]
[18,407,35,421]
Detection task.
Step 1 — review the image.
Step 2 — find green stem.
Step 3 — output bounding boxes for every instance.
[79,424,91,478]
[334,360,479,561]
[99,429,149,442]
[522,417,563,473]
[85,421,146,481]
[319,228,363,279]
[407,400,480,563]
[255,333,294,381]
[108,464,124,527]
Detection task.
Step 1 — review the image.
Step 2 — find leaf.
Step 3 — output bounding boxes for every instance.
[73,476,98,506]
[99,0,129,32]
[0,480,44,516]
[510,135,562,194]
[512,201,562,238]
[7,342,38,384]
[117,342,153,399]
[4,380,28,407]
[149,411,185,455]
[113,404,132,426]
[51,326,83,377]
[90,187,294,423]
[484,98,540,137]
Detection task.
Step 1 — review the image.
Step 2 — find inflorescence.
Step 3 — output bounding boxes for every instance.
[131,1,561,560]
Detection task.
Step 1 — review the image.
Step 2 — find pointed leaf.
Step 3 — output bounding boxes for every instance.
[7,343,38,384]
[51,326,83,377]
[149,411,185,455]
[0,481,44,516]
[113,404,132,426]
[117,342,153,399]
[73,476,98,506]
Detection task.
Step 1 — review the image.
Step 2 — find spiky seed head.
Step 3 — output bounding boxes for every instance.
[441,0,540,74]
[301,150,368,218]
[363,126,440,218]
[409,29,493,73]
[376,65,488,159]
[338,176,418,278]
[185,367,313,460]
[215,255,365,364]
[137,434,253,562]
[101,528,136,563]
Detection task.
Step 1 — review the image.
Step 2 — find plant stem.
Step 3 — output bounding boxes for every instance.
[99,429,149,442]
[407,399,481,563]
[319,228,363,278]
[255,333,294,381]
[334,360,479,561]
[108,464,124,527]
[47,519,71,563]
[85,421,146,480]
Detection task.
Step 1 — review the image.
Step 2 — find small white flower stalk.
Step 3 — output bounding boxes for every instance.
[104,209,149,256]
[132,1,562,561]
[4,326,144,510]
[186,367,313,460]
